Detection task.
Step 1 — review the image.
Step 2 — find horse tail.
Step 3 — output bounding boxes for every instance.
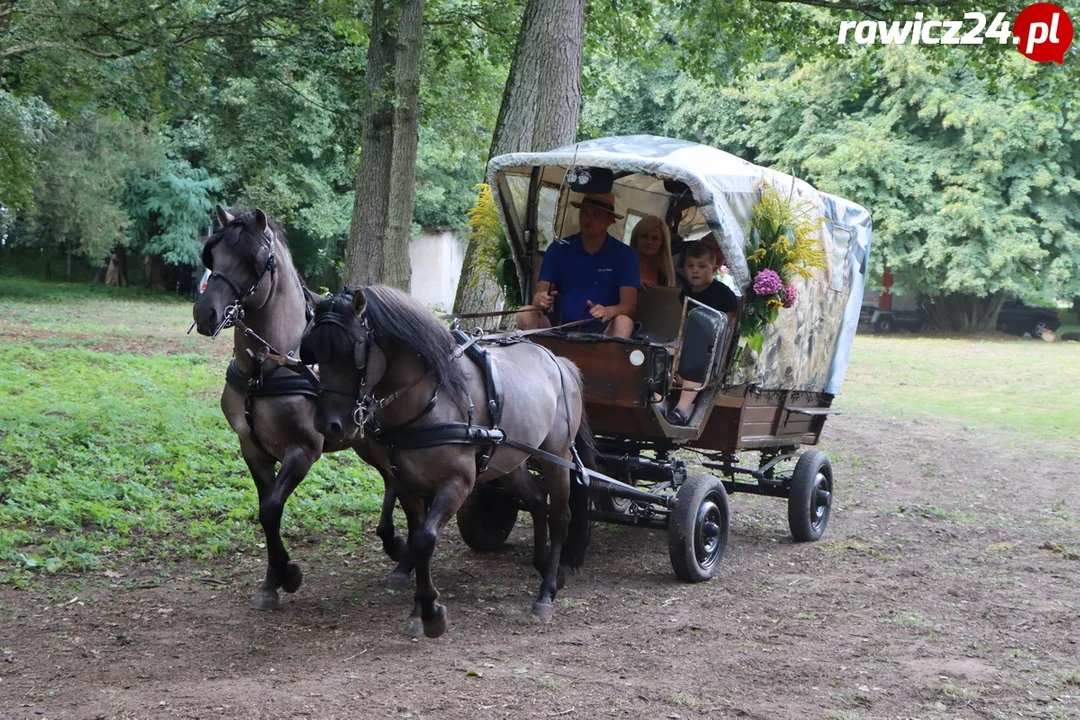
[558,357,594,569]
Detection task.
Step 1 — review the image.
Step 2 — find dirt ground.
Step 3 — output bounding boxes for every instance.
[2,410,1078,719]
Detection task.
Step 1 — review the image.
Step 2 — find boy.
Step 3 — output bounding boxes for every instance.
[667,241,738,426]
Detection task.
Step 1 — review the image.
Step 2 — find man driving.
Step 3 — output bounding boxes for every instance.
[515,192,639,338]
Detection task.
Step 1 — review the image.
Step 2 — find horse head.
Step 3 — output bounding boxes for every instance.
[300,288,387,442]
[192,206,279,337]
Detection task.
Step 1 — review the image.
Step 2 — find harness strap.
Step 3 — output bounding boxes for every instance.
[369,422,586,483]
[225,356,319,459]
[452,329,503,428]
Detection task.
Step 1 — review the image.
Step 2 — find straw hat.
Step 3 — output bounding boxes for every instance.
[571,192,624,219]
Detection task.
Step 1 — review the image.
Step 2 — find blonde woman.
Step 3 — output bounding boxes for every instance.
[629,215,676,290]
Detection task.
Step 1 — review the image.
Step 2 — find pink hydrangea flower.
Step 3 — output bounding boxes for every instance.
[752,269,782,296]
[782,283,798,308]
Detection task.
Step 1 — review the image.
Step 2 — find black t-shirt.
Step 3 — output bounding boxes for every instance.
[679,278,738,314]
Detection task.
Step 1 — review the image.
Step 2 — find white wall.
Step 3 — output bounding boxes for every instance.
[409,229,464,311]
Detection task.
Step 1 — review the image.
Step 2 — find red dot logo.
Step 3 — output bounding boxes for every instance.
[1014,3,1074,63]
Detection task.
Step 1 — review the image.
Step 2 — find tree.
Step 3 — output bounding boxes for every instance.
[25,112,159,280]
[125,159,220,287]
[732,49,1079,331]
[452,0,586,316]
[0,90,54,213]
[342,0,425,291]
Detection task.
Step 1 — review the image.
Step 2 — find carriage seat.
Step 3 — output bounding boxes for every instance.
[634,286,683,344]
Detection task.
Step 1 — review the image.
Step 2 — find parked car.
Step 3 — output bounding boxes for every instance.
[997,299,1060,339]
[860,290,927,333]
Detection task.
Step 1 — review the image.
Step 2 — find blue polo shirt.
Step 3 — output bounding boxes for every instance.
[539,233,640,326]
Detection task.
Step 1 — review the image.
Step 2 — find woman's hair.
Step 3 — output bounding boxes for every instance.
[629,215,676,287]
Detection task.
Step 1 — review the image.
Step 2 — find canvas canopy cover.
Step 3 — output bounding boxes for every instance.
[487,135,872,395]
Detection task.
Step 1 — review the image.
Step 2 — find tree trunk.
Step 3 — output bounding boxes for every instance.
[342,0,424,291]
[925,292,1005,333]
[452,0,585,316]
[145,254,166,290]
[104,245,128,286]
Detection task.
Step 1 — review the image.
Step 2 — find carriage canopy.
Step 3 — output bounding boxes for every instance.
[487,135,872,395]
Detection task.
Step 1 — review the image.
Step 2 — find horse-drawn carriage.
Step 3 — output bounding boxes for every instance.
[459,135,873,582]
[193,134,870,637]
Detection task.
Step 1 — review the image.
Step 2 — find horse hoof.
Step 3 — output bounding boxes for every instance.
[404,617,424,638]
[423,607,447,639]
[251,592,280,611]
[387,571,411,592]
[532,600,554,623]
[556,566,567,590]
[280,563,303,594]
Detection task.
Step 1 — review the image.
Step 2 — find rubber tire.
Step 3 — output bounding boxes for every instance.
[456,488,518,552]
[874,315,894,333]
[1032,321,1051,340]
[668,473,729,583]
[787,450,833,542]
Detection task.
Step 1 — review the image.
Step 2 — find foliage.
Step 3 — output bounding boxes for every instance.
[0,91,56,213]
[465,184,521,308]
[734,49,1080,330]
[0,279,384,583]
[24,111,161,265]
[127,159,221,266]
[737,182,826,356]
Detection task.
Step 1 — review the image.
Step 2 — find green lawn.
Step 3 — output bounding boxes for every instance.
[1,279,1077,584]
[0,280,382,585]
[842,333,1079,449]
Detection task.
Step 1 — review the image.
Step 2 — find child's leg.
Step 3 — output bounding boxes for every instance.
[667,379,702,425]
[675,380,702,412]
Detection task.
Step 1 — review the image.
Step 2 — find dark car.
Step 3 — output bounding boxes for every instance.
[997,299,1060,339]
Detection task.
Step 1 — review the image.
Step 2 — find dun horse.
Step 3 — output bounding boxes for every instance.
[301,288,593,638]
[191,207,413,608]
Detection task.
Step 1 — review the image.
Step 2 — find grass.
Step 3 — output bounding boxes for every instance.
[842,334,1080,449]
[1,278,1077,584]
[0,279,383,585]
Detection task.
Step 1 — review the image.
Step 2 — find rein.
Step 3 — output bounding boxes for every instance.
[315,303,590,437]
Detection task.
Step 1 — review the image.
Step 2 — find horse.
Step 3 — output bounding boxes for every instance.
[191,206,415,609]
[299,287,593,638]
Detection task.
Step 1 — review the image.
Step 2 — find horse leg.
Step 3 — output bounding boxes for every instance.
[533,461,572,623]
[400,476,470,639]
[354,448,413,588]
[240,446,282,610]
[376,483,413,590]
[243,443,318,610]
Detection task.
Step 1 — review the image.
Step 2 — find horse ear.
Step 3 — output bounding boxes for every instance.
[254,208,268,235]
[215,205,235,228]
[351,288,367,316]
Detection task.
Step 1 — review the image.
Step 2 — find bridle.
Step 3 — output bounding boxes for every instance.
[204,227,278,339]
[306,297,477,439]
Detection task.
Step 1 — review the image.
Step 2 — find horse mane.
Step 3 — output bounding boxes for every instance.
[362,286,470,407]
[304,286,469,408]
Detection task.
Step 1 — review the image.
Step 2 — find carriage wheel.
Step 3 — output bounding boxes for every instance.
[668,473,729,583]
[787,450,833,542]
[456,488,519,552]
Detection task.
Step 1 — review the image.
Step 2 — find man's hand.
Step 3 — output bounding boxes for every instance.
[534,288,558,312]
[586,300,616,322]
